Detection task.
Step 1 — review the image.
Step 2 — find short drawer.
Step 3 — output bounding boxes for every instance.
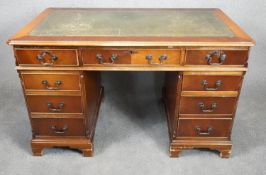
[82,49,131,65]
[27,96,82,113]
[15,48,79,66]
[131,49,181,65]
[21,72,81,91]
[179,97,237,114]
[177,118,232,137]
[182,74,242,91]
[185,49,248,66]
[32,118,85,136]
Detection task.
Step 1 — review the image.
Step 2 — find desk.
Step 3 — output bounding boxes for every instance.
[7,8,254,158]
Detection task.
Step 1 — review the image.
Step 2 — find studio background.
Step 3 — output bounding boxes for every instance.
[0,0,265,175]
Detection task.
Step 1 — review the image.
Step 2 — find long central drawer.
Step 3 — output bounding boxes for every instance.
[82,48,181,65]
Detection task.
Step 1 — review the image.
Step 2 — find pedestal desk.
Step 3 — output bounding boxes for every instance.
[7,8,254,158]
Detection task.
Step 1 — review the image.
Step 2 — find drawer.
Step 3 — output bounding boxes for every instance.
[131,49,181,65]
[185,49,248,65]
[182,74,242,91]
[82,49,131,65]
[177,118,232,137]
[27,96,82,113]
[32,118,85,136]
[15,48,79,66]
[179,97,237,114]
[21,72,81,91]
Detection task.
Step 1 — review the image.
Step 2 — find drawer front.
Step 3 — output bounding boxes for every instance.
[177,118,232,137]
[32,118,85,136]
[82,49,131,65]
[180,97,237,114]
[27,96,82,113]
[182,75,242,91]
[15,49,78,66]
[131,49,181,65]
[185,49,248,65]
[21,73,81,91]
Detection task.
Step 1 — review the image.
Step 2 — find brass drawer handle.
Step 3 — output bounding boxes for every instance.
[198,102,217,113]
[205,51,226,65]
[201,80,222,91]
[96,53,118,64]
[146,54,168,65]
[49,124,68,134]
[47,102,64,112]
[36,51,58,66]
[41,80,62,90]
[195,126,213,136]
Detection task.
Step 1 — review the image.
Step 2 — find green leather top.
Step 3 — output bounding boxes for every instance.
[29,9,234,37]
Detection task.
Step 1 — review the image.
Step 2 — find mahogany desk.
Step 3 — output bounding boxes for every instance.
[7,8,254,158]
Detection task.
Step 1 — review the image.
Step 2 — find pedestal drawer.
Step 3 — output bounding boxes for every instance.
[182,74,242,91]
[185,49,248,65]
[15,49,79,66]
[177,118,232,137]
[180,97,237,114]
[21,72,81,91]
[32,118,85,136]
[27,96,82,113]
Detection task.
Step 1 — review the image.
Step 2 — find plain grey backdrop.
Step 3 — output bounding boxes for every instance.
[0,0,265,175]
